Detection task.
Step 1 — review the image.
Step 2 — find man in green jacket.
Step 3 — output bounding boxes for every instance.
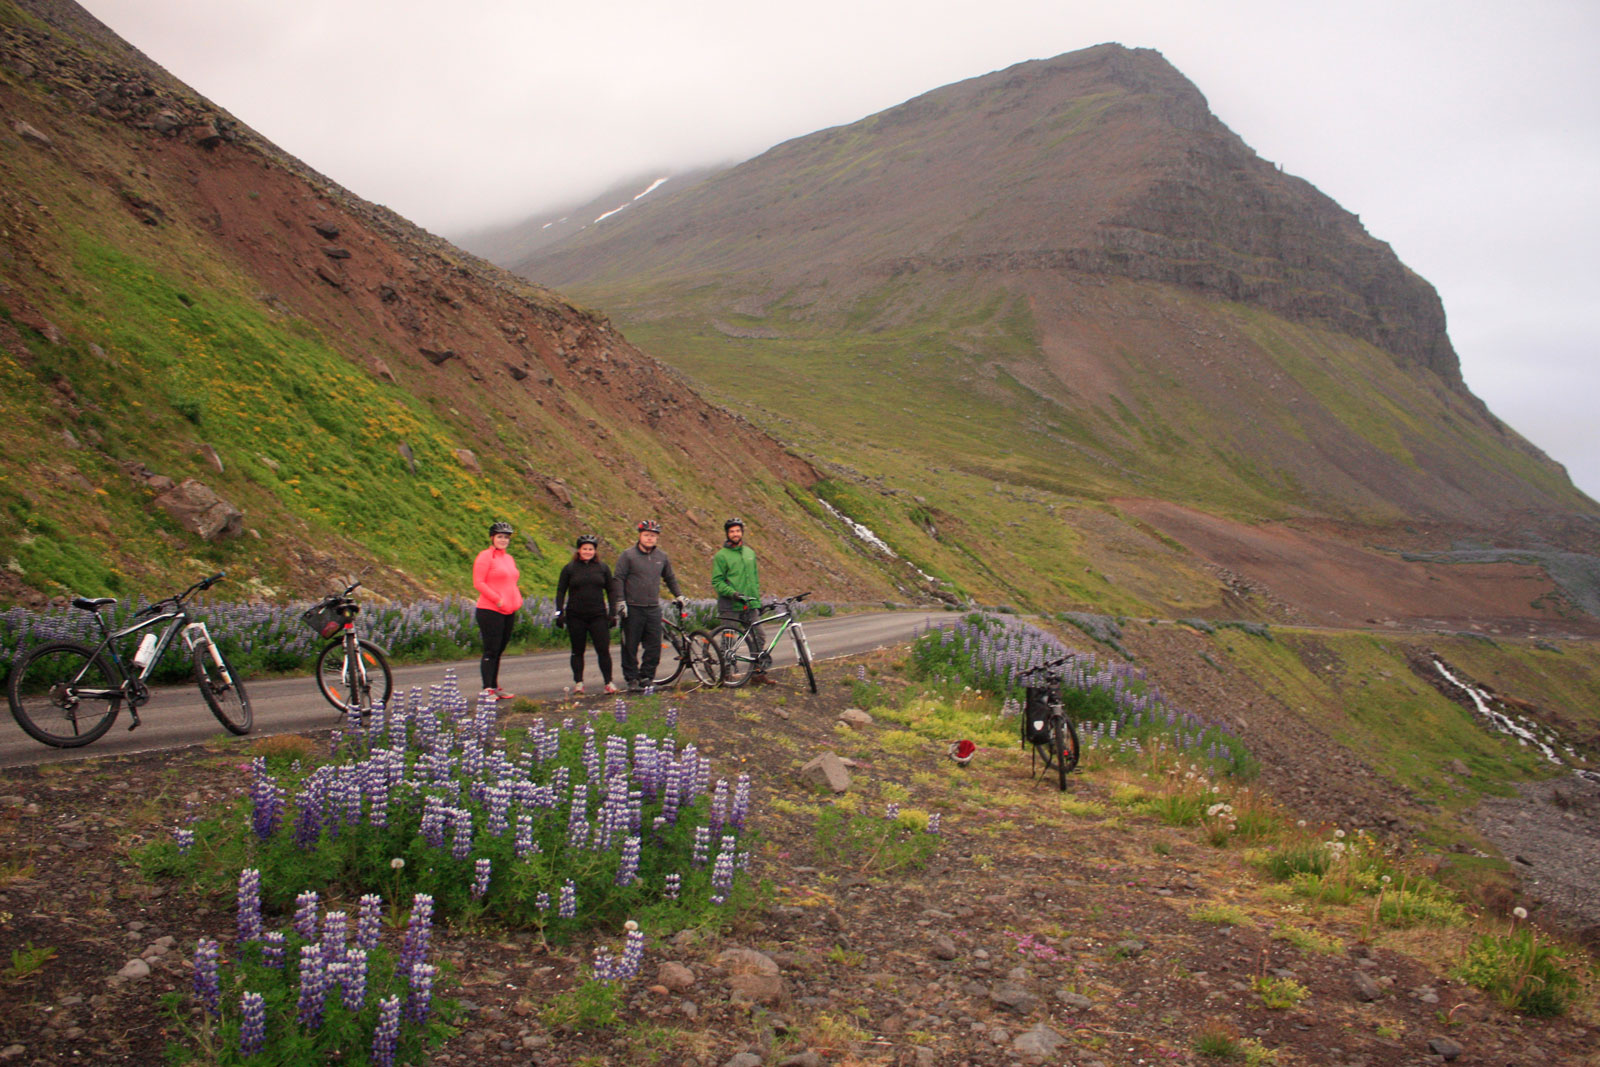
[712,517,773,685]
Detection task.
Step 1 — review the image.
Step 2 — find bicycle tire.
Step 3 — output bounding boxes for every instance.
[710,625,756,687]
[194,644,253,735]
[7,642,122,748]
[687,629,723,687]
[793,625,817,694]
[651,632,687,687]
[1047,714,1080,789]
[315,638,393,715]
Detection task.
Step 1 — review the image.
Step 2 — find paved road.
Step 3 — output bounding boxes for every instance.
[0,611,950,769]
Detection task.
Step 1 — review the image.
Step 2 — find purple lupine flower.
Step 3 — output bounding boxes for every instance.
[341,947,368,1011]
[321,910,348,957]
[885,802,900,821]
[566,783,591,850]
[613,697,628,724]
[857,664,867,682]
[405,962,437,1023]
[449,808,473,861]
[236,868,263,943]
[485,782,511,837]
[535,891,550,912]
[356,894,383,951]
[515,813,539,859]
[419,796,447,849]
[664,872,681,900]
[709,779,730,836]
[558,880,577,919]
[471,857,492,899]
[731,774,751,831]
[175,828,195,854]
[665,704,678,729]
[928,813,941,834]
[620,921,645,979]
[296,944,328,1029]
[191,938,221,1016]
[399,894,434,976]
[615,836,640,887]
[371,994,402,1067]
[692,825,711,866]
[293,890,319,942]
[260,931,287,969]
[249,759,283,840]
[710,835,737,904]
[238,990,266,1057]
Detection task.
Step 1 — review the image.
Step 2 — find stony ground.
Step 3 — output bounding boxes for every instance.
[0,651,1595,1067]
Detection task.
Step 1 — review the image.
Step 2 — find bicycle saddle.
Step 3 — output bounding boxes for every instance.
[71,597,116,611]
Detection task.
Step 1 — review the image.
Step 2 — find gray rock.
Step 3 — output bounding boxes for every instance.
[1351,969,1383,1002]
[988,983,1038,1015]
[778,1053,823,1067]
[657,961,696,992]
[116,958,150,979]
[1427,1036,1463,1060]
[800,752,851,793]
[913,1049,937,1067]
[14,120,53,147]
[0,1044,26,1061]
[930,935,958,960]
[154,479,243,541]
[1055,990,1093,1011]
[454,448,481,474]
[837,708,874,728]
[1013,1024,1068,1063]
[725,1054,763,1067]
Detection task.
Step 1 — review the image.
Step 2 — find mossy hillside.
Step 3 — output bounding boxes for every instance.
[1213,630,1583,825]
[0,83,872,603]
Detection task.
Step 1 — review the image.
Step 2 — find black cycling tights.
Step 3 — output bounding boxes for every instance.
[475,607,516,690]
[566,612,613,684]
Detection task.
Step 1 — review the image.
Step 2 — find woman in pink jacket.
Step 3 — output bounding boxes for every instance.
[473,521,524,700]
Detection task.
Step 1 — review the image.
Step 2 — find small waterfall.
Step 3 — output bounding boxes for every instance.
[1432,656,1598,782]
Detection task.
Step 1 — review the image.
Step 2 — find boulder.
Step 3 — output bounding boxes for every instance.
[454,449,481,474]
[368,356,397,383]
[154,479,243,541]
[800,752,851,793]
[14,120,53,148]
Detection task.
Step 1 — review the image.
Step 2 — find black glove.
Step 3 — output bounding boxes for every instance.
[553,611,565,627]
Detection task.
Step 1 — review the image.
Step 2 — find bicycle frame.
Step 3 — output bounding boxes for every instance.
[79,607,192,696]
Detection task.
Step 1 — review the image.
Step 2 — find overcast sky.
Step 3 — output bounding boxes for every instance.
[83,0,1600,504]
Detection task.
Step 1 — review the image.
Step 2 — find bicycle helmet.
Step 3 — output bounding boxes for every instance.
[489,521,514,536]
[724,517,745,531]
[575,534,599,548]
[637,519,662,533]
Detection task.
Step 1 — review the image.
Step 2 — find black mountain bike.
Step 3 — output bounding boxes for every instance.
[1019,655,1081,791]
[711,593,817,693]
[303,579,393,716]
[650,600,723,689]
[7,572,252,748]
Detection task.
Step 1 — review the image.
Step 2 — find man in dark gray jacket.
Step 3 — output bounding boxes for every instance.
[612,519,684,691]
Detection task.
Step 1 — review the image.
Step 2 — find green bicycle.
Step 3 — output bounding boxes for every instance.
[710,592,817,693]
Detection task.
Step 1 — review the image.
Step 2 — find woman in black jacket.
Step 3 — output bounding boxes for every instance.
[554,534,618,695]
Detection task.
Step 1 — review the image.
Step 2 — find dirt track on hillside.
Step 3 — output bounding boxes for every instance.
[1119,500,1600,638]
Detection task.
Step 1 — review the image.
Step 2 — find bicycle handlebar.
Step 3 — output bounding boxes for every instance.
[131,572,225,618]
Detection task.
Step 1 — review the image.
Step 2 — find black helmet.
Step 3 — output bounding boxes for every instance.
[724,517,745,531]
[575,534,599,548]
[489,521,514,536]
[637,519,662,533]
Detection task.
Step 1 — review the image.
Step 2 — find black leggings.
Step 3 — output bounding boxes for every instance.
[475,607,516,689]
[566,612,613,684]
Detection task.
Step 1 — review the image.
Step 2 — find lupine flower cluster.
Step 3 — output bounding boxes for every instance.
[591,919,647,983]
[228,673,757,931]
[912,615,1254,775]
[182,873,446,1062]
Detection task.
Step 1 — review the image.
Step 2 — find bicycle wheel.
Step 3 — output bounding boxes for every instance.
[315,638,393,714]
[1049,715,1080,790]
[710,625,756,687]
[792,625,817,694]
[7,642,122,747]
[194,644,252,734]
[651,632,687,687]
[686,629,723,687]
